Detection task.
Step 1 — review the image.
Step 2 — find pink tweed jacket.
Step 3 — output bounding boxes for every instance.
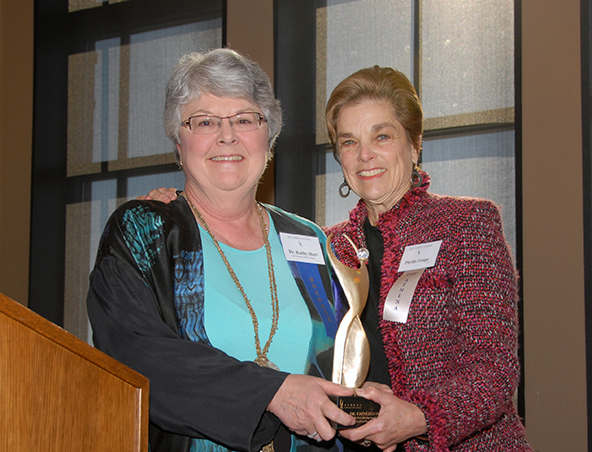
[328,173,531,451]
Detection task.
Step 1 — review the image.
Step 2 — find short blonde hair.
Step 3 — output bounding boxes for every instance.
[325,66,423,160]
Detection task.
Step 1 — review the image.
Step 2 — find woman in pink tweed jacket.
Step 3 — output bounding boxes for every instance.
[325,66,532,452]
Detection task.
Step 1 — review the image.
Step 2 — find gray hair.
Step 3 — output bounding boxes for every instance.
[163,48,283,162]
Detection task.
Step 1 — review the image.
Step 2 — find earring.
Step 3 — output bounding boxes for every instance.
[411,162,423,188]
[339,179,351,198]
[178,159,183,169]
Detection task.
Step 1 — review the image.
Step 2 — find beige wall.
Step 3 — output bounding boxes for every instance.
[522,0,588,449]
[0,0,589,448]
[0,0,34,305]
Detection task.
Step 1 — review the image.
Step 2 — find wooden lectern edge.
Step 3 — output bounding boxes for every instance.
[0,292,149,389]
[1,291,150,450]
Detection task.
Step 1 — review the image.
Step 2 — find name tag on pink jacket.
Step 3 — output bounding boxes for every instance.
[384,241,442,323]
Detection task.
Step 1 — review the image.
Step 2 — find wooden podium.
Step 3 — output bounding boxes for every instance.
[0,292,149,451]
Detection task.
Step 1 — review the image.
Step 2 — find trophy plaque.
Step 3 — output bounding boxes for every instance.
[326,234,380,429]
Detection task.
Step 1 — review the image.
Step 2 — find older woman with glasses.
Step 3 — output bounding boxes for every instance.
[86,48,354,452]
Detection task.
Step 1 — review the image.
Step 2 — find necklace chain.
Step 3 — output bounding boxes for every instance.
[183,194,280,369]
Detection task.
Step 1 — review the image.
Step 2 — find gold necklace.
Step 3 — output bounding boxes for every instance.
[183,195,280,370]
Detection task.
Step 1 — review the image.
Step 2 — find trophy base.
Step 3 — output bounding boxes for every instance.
[331,396,380,429]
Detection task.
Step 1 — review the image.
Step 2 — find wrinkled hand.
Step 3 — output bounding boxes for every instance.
[137,187,178,202]
[339,383,427,452]
[268,374,356,442]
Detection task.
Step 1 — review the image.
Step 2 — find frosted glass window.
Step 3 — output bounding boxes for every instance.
[127,171,187,200]
[126,21,222,161]
[422,130,516,256]
[94,38,121,165]
[317,0,413,142]
[324,0,413,93]
[316,153,360,228]
[421,0,514,124]
[67,21,222,175]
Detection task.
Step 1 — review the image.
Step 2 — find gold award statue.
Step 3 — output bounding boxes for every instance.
[326,234,380,428]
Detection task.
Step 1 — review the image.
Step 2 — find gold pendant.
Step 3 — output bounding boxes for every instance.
[255,356,280,371]
[262,441,274,452]
[265,359,279,371]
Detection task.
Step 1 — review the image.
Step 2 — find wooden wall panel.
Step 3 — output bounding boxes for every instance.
[521,0,587,448]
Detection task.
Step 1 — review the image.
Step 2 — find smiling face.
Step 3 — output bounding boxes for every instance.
[336,100,420,224]
[177,93,269,202]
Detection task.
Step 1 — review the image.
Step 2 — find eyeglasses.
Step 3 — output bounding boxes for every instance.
[181,112,267,134]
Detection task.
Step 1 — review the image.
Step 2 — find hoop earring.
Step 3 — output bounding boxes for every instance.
[339,179,351,198]
[411,163,423,188]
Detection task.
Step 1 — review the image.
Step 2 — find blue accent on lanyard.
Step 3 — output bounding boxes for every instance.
[291,260,337,338]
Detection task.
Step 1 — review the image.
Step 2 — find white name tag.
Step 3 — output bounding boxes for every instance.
[397,240,442,272]
[384,241,442,323]
[279,233,326,265]
[383,269,424,323]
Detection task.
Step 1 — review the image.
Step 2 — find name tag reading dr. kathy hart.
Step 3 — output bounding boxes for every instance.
[279,233,326,265]
[383,240,442,323]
